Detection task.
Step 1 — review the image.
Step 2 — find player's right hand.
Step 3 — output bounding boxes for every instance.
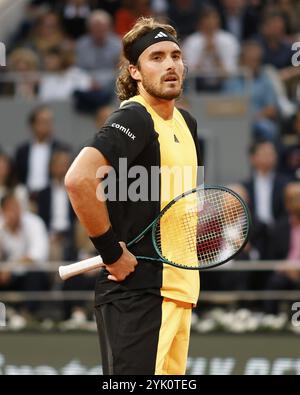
[105,241,138,282]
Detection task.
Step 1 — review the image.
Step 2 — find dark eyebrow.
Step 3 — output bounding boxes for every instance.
[149,49,182,57]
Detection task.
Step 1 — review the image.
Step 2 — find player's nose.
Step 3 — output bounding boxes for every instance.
[165,55,176,70]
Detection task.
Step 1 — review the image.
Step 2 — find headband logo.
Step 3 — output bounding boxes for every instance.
[154,31,168,39]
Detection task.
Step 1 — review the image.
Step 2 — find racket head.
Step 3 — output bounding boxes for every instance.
[152,185,251,270]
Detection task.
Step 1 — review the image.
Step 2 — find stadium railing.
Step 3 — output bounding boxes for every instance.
[0,260,300,303]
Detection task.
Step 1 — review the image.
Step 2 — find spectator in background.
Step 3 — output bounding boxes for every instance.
[223,182,275,302]
[269,0,300,38]
[151,0,169,19]
[256,11,296,73]
[7,0,59,50]
[241,0,265,39]
[29,0,60,9]
[114,0,152,37]
[280,109,300,180]
[0,193,49,324]
[75,10,121,89]
[193,182,256,317]
[223,40,279,141]
[15,106,68,195]
[254,10,300,109]
[0,48,39,99]
[183,5,240,92]
[218,0,265,41]
[59,0,91,40]
[218,0,246,41]
[95,0,122,17]
[26,11,68,59]
[168,0,201,40]
[36,149,76,261]
[242,139,290,295]
[264,182,300,315]
[225,183,261,262]
[39,47,92,101]
[0,151,28,210]
[243,140,290,252]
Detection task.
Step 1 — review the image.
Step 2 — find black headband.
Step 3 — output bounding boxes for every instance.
[128,27,180,65]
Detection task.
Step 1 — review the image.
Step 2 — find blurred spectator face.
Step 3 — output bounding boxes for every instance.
[37,12,62,39]
[277,0,292,11]
[50,151,71,181]
[8,48,39,72]
[88,12,111,44]
[222,0,245,13]
[1,196,22,230]
[198,9,220,34]
[31,108,54,141]
[261,15,285,41]
[43,52,63,72]
[250,142,278,173]
[43,47,75,72]
[241,42,263,73]
[0,154,10,185]
[285,183,300,216]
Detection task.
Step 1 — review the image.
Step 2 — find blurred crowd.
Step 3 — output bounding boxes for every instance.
[0,0,300,330]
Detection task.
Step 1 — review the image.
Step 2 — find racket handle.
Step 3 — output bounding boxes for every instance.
[58,255,104,280]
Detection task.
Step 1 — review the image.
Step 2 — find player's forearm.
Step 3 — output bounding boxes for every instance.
[68,177,111,237]
[65,147,111,237]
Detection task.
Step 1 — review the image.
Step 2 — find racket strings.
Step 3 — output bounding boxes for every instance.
[196,189,248,265]
[155,188,249,268]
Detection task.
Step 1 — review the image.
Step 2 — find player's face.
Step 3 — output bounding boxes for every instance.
[132,41,185,100]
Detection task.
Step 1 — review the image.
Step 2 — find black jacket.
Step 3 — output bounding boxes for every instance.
[36,184,75,232]
[243,173,290,222]
[15,139,68,185]
[267,216,291,260]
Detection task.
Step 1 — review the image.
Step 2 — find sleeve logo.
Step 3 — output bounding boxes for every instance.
[111,123,136,140]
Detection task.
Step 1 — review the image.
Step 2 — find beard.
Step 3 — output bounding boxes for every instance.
[141,74,183,100]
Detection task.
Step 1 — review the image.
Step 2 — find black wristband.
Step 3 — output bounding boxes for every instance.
[89,227,123,265]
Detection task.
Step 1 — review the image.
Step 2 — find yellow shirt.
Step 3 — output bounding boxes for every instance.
[124,95,200,305]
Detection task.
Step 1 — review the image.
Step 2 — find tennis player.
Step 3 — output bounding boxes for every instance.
[65,17,202,375]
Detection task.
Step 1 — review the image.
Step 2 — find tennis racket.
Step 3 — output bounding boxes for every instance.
[59,185,251,280]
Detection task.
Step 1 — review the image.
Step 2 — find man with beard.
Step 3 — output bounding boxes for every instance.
[65,17,202,375]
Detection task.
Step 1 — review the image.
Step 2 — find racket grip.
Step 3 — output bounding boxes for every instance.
[58,255,104,280]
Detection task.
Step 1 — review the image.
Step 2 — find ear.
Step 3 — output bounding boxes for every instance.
[128,64,141,82]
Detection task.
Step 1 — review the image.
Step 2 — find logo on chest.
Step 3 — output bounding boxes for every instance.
[173,134,180,143]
